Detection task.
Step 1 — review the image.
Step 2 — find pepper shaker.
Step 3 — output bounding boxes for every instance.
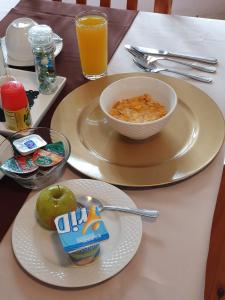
[28,25,57,94]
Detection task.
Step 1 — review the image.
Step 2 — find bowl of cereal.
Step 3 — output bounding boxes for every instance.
[99,76,177,140]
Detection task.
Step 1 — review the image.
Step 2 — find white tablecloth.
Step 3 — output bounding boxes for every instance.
[1,3,225,300]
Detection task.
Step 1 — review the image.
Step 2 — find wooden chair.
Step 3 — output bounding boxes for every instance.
[53,0,173,14]
[154,0,173,14]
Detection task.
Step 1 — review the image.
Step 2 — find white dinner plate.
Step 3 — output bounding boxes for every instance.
[1,33,63,67]
[12,179,142,287]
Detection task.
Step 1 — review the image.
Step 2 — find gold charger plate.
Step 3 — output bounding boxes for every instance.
[51,73,225,187]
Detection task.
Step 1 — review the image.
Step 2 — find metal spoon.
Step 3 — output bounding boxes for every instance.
[77,195,159,219]
[133,57,213,83]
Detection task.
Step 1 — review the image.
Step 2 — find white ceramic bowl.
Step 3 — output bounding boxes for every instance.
[99,76,177,140]
[5,17,38,62]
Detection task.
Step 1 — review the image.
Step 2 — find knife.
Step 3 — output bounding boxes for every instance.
[125,44,218,65]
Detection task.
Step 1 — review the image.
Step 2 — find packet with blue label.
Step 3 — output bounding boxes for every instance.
[13,134,47,156]
[55,206,109,266]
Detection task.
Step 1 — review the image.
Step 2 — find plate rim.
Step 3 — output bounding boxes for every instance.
[11,179,142,288]
[51,73,225,187]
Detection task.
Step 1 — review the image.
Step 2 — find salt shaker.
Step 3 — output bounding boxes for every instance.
[28,25,57,94]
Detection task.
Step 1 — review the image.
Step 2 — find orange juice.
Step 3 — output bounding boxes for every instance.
[76,12,108,80]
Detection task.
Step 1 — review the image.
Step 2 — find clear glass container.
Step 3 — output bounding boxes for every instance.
[0,127,71,189]
[75,10,108,80]
[28,25,57,94]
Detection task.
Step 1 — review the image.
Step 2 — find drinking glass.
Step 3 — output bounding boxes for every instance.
[75,10,108,80]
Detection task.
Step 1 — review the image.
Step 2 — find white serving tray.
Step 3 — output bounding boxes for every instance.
[0,68,66,135]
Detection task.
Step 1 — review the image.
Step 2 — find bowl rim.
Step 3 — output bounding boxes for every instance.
[8,17,38,27]
[99,76,177,126]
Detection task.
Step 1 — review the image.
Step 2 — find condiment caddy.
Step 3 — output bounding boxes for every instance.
[0,67,66,135]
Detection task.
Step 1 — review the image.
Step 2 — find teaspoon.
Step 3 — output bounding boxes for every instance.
[77,195,159,219]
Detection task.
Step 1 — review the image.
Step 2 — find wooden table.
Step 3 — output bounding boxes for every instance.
[205,166,225,299]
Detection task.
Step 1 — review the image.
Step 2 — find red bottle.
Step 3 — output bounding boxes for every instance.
[1,81,32,130]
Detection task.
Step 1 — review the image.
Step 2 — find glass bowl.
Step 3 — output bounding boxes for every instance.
[0,127,71,189]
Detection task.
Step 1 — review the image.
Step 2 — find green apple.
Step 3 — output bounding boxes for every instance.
[36,184,77,230]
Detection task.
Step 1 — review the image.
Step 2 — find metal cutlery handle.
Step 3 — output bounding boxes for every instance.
[103,205,159,218]
[128,47,216,73]
[164,68,212,83]
[166,58,216,73]
[168,51,217,64]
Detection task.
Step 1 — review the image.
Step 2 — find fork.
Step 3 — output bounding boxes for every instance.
[127,47,216,73]
[133,57,213,83]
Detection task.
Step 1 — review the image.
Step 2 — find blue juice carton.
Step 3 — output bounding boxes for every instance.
[54,206,109,266]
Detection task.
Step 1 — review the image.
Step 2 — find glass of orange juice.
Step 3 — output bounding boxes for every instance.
[75,10,108,80]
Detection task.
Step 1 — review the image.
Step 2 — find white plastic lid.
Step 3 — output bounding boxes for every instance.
[28,24,53,47]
